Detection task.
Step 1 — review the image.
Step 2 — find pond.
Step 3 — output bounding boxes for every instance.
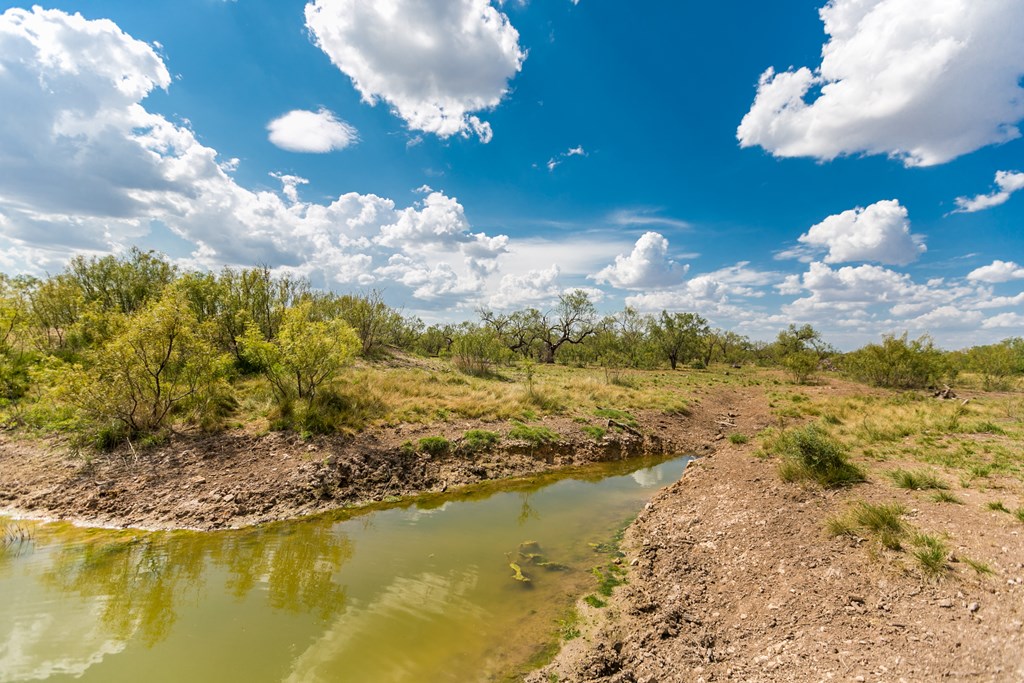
[0,455,690,683]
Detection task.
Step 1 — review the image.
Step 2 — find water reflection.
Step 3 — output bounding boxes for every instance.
[0,455,690,683]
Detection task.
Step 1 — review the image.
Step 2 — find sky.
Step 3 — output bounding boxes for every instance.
[0,0,1022,350]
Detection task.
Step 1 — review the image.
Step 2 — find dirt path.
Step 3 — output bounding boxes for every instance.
[530,382,1024,682]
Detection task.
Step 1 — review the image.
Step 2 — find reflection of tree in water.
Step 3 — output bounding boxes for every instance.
[516,492,539,526]
[216,520,351,622]
[40,519,352,647]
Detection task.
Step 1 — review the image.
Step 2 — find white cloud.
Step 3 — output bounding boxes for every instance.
[0,7,509,305]
[546,145,587,171]
[266,108,358,153]
[608,209,691,231]
[488,265,561,309]
[592,232,687,289]
[954,170,1024,213]
[738,0,1024,167]
[795,199,925,265]
[304,0,526,142]
[967,259,1024,283]
[982,312,1024,329]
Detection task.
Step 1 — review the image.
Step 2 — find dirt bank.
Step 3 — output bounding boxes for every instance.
[530,383,1024,682]
[0,402,720,531]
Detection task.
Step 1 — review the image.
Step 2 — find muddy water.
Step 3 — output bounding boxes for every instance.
[0,456,689,683]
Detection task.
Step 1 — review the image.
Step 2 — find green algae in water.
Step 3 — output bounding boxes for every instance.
[0,455,689,682]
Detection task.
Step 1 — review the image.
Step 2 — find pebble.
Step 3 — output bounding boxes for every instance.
[937,599,953,608]
[968,602,980,613]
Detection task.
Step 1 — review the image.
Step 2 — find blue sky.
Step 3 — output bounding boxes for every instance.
[0,0,1022,349]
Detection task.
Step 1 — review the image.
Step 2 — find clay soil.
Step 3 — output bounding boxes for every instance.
[0,405,716,531]
[530,382,1024,683]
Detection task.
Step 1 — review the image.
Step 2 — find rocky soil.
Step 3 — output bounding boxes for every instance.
[530,383,1024,683]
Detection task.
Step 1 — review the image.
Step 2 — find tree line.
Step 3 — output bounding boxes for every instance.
[0,249,1020,445]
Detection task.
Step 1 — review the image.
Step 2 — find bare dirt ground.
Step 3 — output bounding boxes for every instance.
[530,381,1024,683]
[0,407,716,531]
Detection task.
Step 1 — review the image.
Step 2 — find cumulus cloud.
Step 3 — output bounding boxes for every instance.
[266,108,358,153]
[0,7,508,304]
[592,232,687,289]
[737,0,1024,167]
[793,199,925,265]
[488,265,561,309]
[967,260,1024,283]
[954,170,1024,213]
[304,0,526,142]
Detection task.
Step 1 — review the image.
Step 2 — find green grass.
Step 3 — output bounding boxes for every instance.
[417,436,451,456]
[987,501,1010,513]
[910,533,949,579]
[1016,508,1024,523]
[583,595,606,608]
[508,422,560,445]
[728,433,749,445]
[458,429,500,454]
[581,425,606,441]
[886,468,949,491]
[770,424,866,488]
[828,501,908,550]
[931,491,963,504]
[963,557,994,575]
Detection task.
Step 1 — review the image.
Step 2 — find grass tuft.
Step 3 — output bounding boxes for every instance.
[771,424,866,488]
[417,435,451,456]
[886,468,949,491]
[987,501,1010,513]
[910,532,949,579]
[963,557,993,575]
[931,491,962,504]
[728,433,749,445]
[458,429,500,454]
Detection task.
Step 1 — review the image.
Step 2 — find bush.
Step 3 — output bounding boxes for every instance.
[770,424,865,488]
[459,429,500,454]
[508,422,559,445]
[418,436,451,456]
[843,333,947,389]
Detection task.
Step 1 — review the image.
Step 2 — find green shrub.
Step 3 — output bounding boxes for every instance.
[771,424,865,488]
[728,433,749,445]
[418,436,451,456]
[508,422,559,445]
[459,429,500,454]
[843,333,946,389]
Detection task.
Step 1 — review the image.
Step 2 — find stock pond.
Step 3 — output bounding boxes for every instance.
[0,455,690,682]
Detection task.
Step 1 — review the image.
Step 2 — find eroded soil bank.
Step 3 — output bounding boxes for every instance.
[0,401,721,531]
[530,384,1024,682]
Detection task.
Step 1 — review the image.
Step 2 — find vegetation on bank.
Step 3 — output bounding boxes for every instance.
[0,249,1022,450]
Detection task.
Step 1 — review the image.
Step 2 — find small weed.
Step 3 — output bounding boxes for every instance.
[728,433,749,445]
[583,595,606,608]
[987,501,1010,513]
[418,436,451,456]
[911,533,949,579]
[1016,508,1024,523]
[886,468,949,491]
[931,491,963,504]
[581,425,607,441]
[830,501,907,550]
[963,557,993,575]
